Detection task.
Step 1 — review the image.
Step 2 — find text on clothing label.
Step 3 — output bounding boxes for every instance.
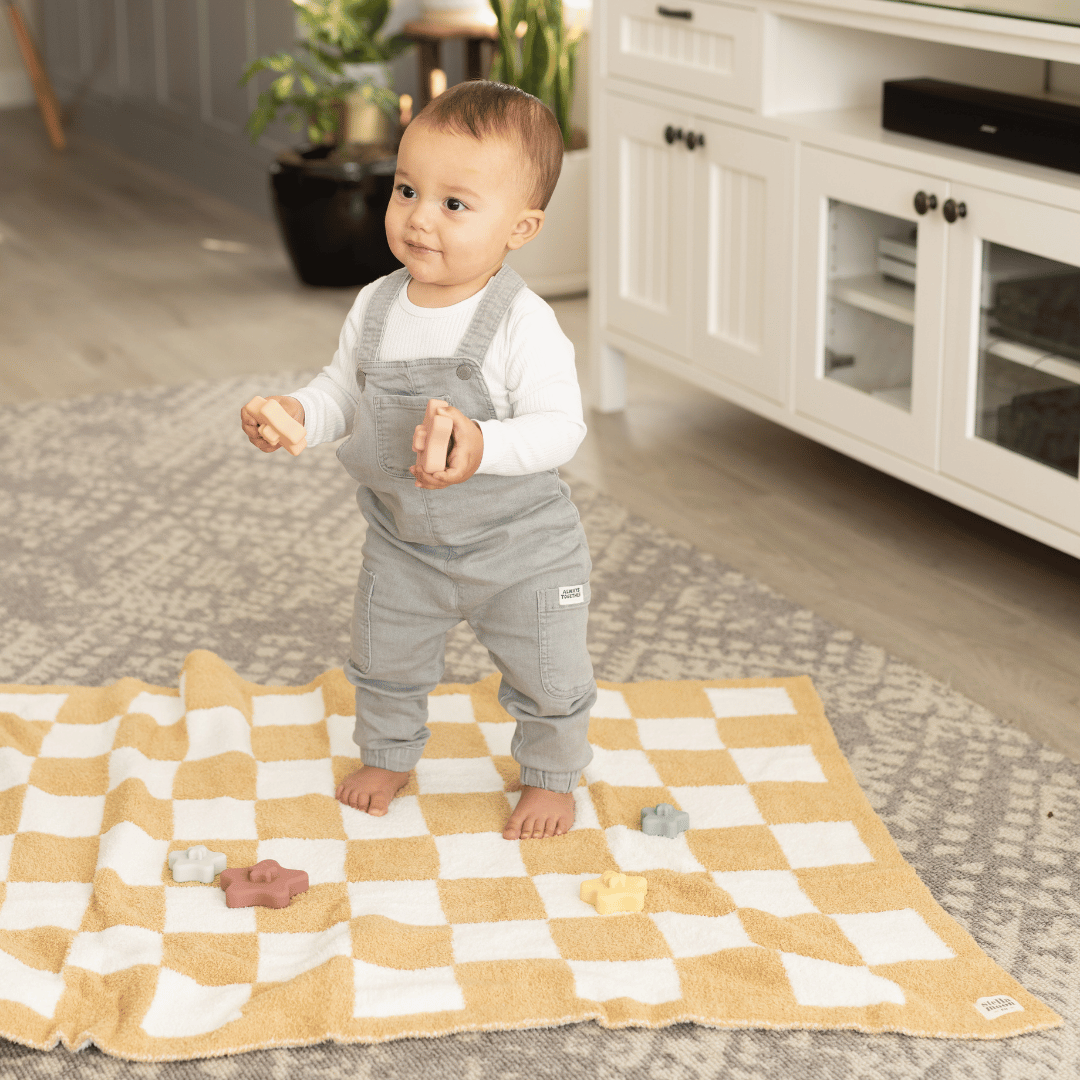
[559,586,584,606]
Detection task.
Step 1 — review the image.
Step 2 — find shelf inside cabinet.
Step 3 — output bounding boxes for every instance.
[985,334,1080,386]
[829,273,916,326]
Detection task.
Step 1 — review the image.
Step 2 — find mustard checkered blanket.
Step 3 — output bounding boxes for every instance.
[0,651,1059,1060]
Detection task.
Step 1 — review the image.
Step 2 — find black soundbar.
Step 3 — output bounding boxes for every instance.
[882,78,1080,176]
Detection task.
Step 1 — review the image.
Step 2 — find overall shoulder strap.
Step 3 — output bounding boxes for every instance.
[455,266,527,361]
[357,268,410,367]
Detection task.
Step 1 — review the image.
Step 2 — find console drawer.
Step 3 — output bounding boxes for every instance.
[606,0,761,110]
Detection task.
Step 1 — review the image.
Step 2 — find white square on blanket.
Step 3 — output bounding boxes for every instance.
[67,926,163,975]
[184,706,252,761]
[532,874,607,918]
[0,950,65,1017]
[0,692,67,723]
[415,758,504,795]
[605,825,705,873]
[780,952,905,1007]
[97,822,172,887]
[38,716,121,758]
[352,961,465,1017]
[108,747,180,800]
[591,688,631,719]
[668,785,764,829]
[712,870,819,917]
[651,911,755,957]
[452,920,560,962]
[126,691,185,725]
[341,795,430,840]
[18,788,105,838]
[0,746,34,792]
[636,718,725,751]
[583,747,663,788]
[173,797,257,841]
[255,758,336,799]
[140,968,251,1038]
[571,787,601,831]
[257,924,353,983]
[427,694,475,723]
[164,886,256,934]
[251,688,325,727]
[770,822,873,869]
[434,833,527,879]
[705,687,796,718]
[479,722,514,757]
[327,714,359,758]
[832,909,955,966]
[730,745,826,784]
[0,882,93,930]
[568,959,682,1004]
[347,880,446,924]
[257,839,346,886]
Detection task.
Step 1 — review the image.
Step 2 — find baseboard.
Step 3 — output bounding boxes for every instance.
[72,93,279,219]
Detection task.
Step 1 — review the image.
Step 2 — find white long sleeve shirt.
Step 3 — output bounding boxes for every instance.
[291,274,586,475]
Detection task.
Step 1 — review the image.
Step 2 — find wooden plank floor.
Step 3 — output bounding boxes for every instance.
[3,106,1079,759]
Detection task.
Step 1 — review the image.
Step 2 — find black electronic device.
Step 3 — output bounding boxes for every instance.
[882,78,1080,176]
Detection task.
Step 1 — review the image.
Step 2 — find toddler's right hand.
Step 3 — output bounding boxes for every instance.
[241,395,305,453]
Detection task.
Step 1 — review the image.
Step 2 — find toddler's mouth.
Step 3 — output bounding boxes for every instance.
[406,240,440,255]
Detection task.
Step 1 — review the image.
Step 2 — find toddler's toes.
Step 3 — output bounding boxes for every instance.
[366,791,390,817]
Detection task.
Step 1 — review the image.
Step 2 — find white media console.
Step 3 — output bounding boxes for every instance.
[589,0,1080,557]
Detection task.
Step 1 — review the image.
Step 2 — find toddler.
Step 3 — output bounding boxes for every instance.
[242,81,595,840]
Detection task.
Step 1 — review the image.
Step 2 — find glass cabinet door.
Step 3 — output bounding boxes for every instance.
[941,186,1080,533]
[796,149,947,467]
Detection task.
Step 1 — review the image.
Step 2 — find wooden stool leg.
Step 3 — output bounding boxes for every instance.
[6,1,65,150]
[417,39,439,108]
[466,38,483,82]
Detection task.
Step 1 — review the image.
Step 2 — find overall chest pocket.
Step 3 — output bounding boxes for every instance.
[373,395,451,479]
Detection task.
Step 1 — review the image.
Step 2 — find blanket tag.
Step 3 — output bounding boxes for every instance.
[974,995,1023,1019]
[559,585,584,606]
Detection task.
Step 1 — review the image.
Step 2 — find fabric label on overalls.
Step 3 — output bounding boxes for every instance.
[558,585,584,606]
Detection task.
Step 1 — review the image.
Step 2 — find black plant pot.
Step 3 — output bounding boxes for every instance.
[270,144,402,288]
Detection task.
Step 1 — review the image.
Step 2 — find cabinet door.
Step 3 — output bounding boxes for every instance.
[690,119,792,403]
[603,94,691,357]
[795,148,947,468]
[940,185,1080,532]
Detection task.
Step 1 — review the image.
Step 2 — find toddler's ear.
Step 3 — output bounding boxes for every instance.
[507,208,545,250]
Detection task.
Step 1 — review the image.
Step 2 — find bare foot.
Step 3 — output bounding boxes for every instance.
[503,786,575,840]
[335,765,410,816]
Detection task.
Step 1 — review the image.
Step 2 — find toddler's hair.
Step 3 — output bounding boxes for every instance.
[416,80,565,210]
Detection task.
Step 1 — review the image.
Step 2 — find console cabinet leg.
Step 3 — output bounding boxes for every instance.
[596,343,627,413]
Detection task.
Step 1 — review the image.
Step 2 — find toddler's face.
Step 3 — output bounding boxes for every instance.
[385,121,542,305]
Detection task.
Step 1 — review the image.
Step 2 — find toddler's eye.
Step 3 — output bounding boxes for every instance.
[445,197,466,212]
[397,184,416,199]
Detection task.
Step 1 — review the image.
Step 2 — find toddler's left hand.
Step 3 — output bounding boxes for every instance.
[410,405,483,489]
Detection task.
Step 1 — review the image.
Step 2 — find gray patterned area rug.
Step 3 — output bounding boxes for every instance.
[0,375,1076,1079]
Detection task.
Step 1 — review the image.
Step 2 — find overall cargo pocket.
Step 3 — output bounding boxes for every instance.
[537,582,593,699]
[351,566,376,674]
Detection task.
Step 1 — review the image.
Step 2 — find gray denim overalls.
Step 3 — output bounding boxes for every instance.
[336,265,596,794]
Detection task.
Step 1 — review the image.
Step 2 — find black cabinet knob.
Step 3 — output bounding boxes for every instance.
[686,131,705,150]
[657,5,693,17]
[943,199,967,223]
[913,191,938,215]
[664,125,684,144]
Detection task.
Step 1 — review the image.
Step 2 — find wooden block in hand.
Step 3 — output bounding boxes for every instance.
[246,395,307,456]
[414,399,453,473]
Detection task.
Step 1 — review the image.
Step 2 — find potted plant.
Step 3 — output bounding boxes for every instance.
[241,0,409,287]
[489,0,588,297]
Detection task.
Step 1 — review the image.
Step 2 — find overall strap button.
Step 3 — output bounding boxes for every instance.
[455,363,473,381]
[356,369,366,391]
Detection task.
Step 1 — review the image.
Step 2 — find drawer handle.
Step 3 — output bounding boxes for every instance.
[657,5,693,18]
[913,190,937,215]
[943,198,967,223]
[686,130,705,150]
[664,124,684,144]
